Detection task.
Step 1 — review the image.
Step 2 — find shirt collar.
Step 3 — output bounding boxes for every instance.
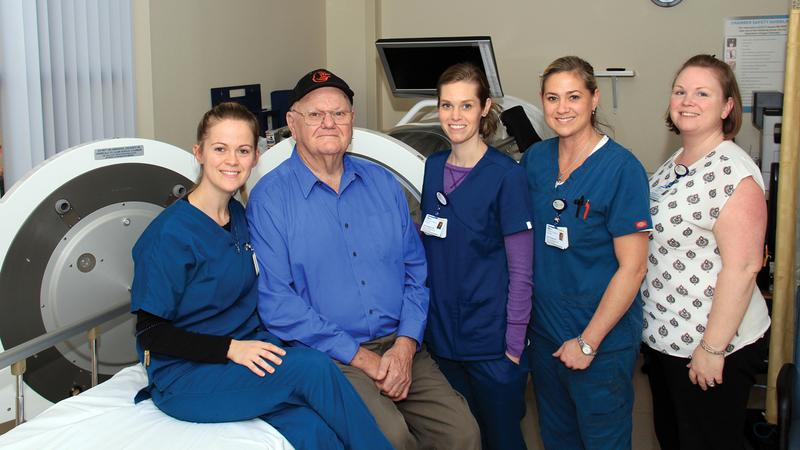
[288,146,364,198]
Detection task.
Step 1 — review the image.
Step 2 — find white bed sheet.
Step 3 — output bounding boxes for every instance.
[0,364,294,450]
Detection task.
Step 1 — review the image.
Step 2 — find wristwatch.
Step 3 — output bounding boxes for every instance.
[577,335,598,356]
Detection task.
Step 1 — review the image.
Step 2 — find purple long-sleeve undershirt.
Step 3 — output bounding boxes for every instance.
[503,230,533,358]
[445,164,533,358]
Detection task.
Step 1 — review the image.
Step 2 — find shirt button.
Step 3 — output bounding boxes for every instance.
[361,280,366,286]
[352,251,357,257]
[344,223,350,229]
[369,309,374,314]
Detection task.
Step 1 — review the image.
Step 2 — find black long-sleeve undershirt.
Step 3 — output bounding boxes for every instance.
[134,196,232,364]
[135,310,232,363]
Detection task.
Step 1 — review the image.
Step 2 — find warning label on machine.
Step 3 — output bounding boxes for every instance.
[94,145,144,160]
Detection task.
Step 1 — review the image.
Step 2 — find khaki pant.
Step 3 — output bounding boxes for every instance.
[336,335,481,450]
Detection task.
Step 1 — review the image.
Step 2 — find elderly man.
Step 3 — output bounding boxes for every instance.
[247,69,480,450]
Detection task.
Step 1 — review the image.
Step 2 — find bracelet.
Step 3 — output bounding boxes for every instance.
[699,338,726,356]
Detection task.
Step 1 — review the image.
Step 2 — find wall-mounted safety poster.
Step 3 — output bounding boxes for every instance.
[724,15,788,112]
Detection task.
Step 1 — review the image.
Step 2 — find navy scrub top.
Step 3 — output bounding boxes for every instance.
[130,198,261,390]
[521,137,651,352]
[421,147,533,360]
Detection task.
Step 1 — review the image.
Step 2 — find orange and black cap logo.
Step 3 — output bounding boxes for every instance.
[312,70,332,83]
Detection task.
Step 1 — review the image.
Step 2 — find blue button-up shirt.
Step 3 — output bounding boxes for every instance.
[247,149,429,364]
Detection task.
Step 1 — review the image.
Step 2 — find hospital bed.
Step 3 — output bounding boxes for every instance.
[0,364,292,449]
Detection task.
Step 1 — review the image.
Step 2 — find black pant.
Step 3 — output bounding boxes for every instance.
[642,338,765,450]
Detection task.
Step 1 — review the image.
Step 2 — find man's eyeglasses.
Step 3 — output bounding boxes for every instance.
[290,110,353,126]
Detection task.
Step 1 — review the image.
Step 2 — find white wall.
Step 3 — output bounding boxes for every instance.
[376,0,791,171]
[134,0,327,151]
[133,1,791,170]
[325,0,380,129]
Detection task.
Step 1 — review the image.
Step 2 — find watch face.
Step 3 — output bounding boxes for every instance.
[581,344,592,355]
[651,0,682,7]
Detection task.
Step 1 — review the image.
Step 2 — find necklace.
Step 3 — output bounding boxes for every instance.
[557,136,597,184]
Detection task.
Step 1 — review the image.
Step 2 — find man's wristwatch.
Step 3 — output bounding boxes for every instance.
[577,334,598,356]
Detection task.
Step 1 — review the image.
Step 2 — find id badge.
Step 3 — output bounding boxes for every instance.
[421,214,448,238]
[545,223,569,249]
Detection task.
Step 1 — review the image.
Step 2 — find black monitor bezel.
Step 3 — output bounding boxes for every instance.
[376,36,503,98]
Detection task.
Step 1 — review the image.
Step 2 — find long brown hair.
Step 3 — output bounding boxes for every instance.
[436,63,502,138]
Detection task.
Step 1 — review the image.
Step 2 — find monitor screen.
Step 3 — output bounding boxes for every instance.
[376,36,503,98]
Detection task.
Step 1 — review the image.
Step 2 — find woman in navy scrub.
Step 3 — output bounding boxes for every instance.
[520,56,651,450]
[130,102,391,450]
[420,63,534,450]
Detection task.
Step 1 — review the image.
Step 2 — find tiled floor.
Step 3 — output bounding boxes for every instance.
[521,354,660,450]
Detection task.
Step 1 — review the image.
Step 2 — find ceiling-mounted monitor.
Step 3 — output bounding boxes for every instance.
[376,36,503,98]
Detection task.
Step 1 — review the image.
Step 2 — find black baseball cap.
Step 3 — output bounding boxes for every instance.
[288,69,355,108]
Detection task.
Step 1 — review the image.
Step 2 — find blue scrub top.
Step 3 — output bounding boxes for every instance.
[521,137,651,352]
[131,198,261,390]
[421,147,533,360]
